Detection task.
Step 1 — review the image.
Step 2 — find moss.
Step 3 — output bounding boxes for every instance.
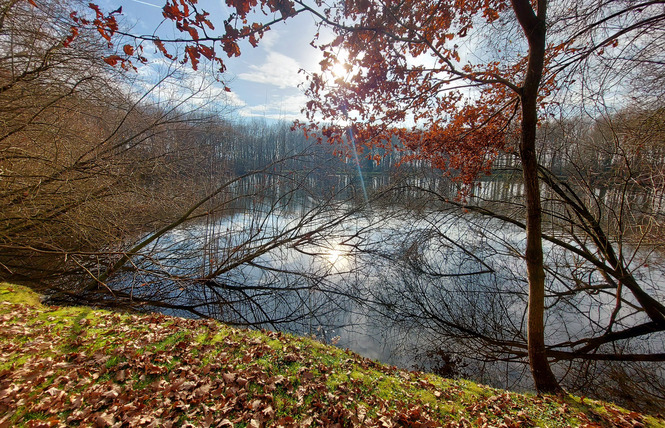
[0,283,42,307]
[0,353,31,372]
[1,283,663,428]
[265,339,283,350]
[194,332,209,344]
[149,330,190,353]
[413,389,438,406]
[208,331,230,344]
[105,354,125,369]
[326,371,350,390]
[645,416,665,428]
[38,306,86,324]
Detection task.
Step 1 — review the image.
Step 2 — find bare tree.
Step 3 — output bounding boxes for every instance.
[365,106,665,411]
[0,0,236,283]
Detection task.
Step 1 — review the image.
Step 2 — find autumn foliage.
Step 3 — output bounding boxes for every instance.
[46,0,622,185]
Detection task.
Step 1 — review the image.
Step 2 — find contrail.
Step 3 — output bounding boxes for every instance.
[128,0,162,8]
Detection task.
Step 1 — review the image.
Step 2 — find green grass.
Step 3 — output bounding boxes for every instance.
[0,283,42,306]
[1,283,663,427]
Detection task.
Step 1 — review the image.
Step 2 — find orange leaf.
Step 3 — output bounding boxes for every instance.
[198,44,215,60]
[63,27,79,47]
[103,55,121,66]
[153,39,167,54]
[186,26,199,41]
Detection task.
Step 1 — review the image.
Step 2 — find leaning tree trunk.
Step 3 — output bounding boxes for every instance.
[512,0,563,394]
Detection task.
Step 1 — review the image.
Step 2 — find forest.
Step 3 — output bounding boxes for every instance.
[1,0,665,415]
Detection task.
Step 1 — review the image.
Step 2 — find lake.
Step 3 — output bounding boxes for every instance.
[109,171,665,401]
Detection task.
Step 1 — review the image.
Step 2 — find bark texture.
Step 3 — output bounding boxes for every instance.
[512,0,563,394]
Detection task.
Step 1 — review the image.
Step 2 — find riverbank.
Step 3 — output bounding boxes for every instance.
[0,282,661,427]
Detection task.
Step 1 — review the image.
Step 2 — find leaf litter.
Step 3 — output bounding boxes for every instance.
[0,284,663,427]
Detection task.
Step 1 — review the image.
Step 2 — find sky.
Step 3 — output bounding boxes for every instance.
[102,0,331,122]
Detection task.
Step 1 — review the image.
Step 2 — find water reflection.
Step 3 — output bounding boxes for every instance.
[322,244,351,270]
[113,170,665,411]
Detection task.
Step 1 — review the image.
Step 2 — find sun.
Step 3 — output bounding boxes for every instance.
[330,60,350,78]
[325,248,344,265]
[328,49,351,79]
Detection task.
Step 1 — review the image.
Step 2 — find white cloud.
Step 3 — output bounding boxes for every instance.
[259,30,280,50]
[238,52,305,89]
[237,93,308,121]
[223,90,247,108]
[125,56,245,113]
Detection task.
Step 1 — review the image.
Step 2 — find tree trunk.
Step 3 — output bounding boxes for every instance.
[520,126,562,394]
[512,0,563,394]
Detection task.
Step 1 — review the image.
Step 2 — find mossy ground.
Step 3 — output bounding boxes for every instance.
[0,283,662,427]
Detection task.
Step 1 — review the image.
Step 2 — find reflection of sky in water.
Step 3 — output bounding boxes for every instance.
[120,201,665,380]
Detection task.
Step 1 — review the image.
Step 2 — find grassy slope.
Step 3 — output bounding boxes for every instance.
[0,282,662,428]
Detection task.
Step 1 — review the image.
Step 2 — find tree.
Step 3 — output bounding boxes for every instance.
[50,0,665,393]
[0,0,241,284]
[374,105,665,411]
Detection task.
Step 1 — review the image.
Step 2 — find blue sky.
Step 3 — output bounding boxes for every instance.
[105,0,329,122]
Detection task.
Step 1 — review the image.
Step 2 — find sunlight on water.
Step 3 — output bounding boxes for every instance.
[325,248,343,265]
[323,244,350,271]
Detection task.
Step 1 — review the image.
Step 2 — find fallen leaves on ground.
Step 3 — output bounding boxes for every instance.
[0,285,662,427]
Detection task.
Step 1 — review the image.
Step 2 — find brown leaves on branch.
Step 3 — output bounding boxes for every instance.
[43,0,644,190]
[296,0,531,185]
[95,0,282,74]
[52,0,300,76]
[86,3,120,43]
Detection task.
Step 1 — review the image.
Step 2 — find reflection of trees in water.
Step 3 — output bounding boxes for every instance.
[374,159,665,413]
[101,166,371,326]
[32,107,665,413]
[87,160,665,413]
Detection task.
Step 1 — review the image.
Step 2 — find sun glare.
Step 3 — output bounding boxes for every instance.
[331,61,349,78]
[329,50,351,79]
[323,244,350,270]
[326,248,343,264]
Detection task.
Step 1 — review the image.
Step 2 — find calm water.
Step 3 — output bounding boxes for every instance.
[112,175,665,396]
